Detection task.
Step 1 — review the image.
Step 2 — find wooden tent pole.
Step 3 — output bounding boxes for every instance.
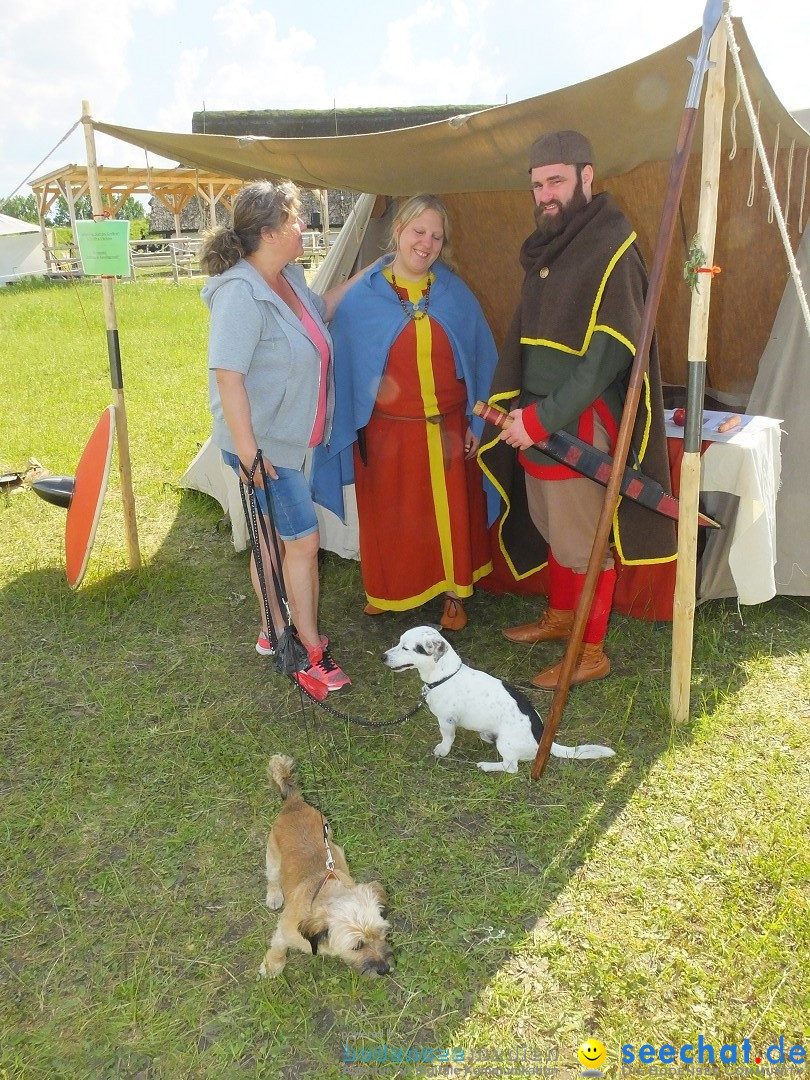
[531,0,723,780]
[80,100,142,570]
[670,17,728,723]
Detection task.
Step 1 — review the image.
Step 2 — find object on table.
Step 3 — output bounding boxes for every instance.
[717,414,742,433]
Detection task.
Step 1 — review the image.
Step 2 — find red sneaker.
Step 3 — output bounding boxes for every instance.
[303,646,351,692]
[292,668,328,700]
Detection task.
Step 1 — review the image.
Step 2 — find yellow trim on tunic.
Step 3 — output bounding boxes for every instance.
[371,270,493,606]
[520,232,639,356]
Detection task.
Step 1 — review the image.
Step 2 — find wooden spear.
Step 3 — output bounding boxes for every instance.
[670,15,728,723]
[531,0,723,780]
[80,100,142,570]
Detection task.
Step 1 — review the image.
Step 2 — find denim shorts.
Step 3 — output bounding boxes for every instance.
[222,451,319,541]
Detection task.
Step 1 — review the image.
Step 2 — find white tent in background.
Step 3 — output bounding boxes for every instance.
[0,214,47,286]
[744,226,810,596]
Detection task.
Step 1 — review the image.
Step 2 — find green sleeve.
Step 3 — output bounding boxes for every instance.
[528,331,632,434]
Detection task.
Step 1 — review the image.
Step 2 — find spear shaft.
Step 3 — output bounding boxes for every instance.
[531,0,724,780]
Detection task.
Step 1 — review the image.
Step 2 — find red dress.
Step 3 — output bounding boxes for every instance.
[353,273,492,610]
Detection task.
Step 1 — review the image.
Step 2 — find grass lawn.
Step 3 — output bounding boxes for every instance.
[1,278,808,1080]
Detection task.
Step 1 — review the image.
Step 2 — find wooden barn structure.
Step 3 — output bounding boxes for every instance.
[27,165,247,271]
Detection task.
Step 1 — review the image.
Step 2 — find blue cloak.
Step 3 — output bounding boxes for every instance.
[310,258,499,524]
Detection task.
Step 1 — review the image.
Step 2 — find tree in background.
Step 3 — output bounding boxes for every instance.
[1,192,144,227]
[0,194,41,224]
[118,197,146,220]
[49,194,145,226]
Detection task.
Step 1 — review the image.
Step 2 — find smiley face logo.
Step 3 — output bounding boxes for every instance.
[578,1039,607,1071]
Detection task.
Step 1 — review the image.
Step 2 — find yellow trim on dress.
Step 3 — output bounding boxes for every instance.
[368,270,494,608]
[364,560,493,612]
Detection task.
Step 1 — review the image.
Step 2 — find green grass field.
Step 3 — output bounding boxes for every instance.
[1,278,808,1080]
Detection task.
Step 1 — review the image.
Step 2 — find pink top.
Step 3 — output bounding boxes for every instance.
[300,306,330,447]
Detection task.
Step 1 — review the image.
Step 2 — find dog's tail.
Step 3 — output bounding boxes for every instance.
[267,755,300,799]
[550,742,615,760]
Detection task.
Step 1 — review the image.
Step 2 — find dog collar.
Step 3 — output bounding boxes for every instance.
[423,664,464,693]
[311,868,339,902]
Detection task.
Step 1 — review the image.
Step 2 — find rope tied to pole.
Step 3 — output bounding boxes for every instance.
[723,8,810,340]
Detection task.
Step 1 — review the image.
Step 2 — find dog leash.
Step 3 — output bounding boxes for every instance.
[238,450,425,729]
[310,823,340,902]
[237,455,424,893]
[238,453,327,700]
[238,454,351,879]
[294,655,465,726]
[295,684,426,728]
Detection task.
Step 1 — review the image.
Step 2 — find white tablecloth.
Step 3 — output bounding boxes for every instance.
[665,414,782,605]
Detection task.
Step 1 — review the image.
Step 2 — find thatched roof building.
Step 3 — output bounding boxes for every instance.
[172,106,492,232]
[191,106,491,139]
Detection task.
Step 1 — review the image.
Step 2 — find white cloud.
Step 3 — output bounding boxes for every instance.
[1,1,135,128]
[335,2,504,107]
[154,0,333,131]
[0,0,142,192]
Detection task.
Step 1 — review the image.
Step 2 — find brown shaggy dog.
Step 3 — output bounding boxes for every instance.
[259,755,393,978]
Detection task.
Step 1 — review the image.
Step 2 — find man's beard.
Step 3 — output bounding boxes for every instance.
[533,179,589,239]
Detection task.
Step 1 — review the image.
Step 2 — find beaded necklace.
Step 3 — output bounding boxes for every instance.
[389,269,433,321]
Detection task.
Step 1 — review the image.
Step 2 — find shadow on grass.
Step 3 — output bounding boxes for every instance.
[2,487,807,1078]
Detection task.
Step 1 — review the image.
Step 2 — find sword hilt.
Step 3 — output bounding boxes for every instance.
[474,400,512,429]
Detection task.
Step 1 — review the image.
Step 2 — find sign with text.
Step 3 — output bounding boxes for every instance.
[75,219,130,277]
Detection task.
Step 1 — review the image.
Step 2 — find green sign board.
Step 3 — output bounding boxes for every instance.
[75,219,131,277]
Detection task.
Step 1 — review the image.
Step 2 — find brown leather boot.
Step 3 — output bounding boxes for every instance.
[440,596,468,631]
[530,642,611,690]
[502,607,574,644]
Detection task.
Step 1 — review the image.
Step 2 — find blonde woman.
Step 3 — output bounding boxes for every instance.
[311,194,498,630]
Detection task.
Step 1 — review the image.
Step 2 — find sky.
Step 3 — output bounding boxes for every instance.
[1,0,808,204]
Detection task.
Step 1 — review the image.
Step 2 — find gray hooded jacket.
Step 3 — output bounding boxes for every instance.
[202,259,334,470]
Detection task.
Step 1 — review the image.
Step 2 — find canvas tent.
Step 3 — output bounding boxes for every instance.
[0,213,48,285]
[90,19,810,597]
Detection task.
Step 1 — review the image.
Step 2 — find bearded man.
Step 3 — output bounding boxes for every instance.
[478,130,675,688]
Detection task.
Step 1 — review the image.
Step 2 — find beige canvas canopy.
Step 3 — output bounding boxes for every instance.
[91,19,810,596]
[93,20,808,397]
[93,22,806,195]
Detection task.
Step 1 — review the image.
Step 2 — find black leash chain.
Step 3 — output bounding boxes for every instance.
[293,679,426,729]
[237,451,425,730]
[238,452,301,670]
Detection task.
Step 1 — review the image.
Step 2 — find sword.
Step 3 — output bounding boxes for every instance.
[474,400,721,529]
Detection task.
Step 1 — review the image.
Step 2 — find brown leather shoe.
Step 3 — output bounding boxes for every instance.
[530,642,611,690]
[440,596,467,631]
[502,607,574,644]
[364,602,385,616]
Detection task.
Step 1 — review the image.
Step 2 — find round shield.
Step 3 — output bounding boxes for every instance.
[64,406,116,588]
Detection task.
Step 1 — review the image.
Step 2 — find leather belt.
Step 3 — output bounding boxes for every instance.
[375,410,453,470]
